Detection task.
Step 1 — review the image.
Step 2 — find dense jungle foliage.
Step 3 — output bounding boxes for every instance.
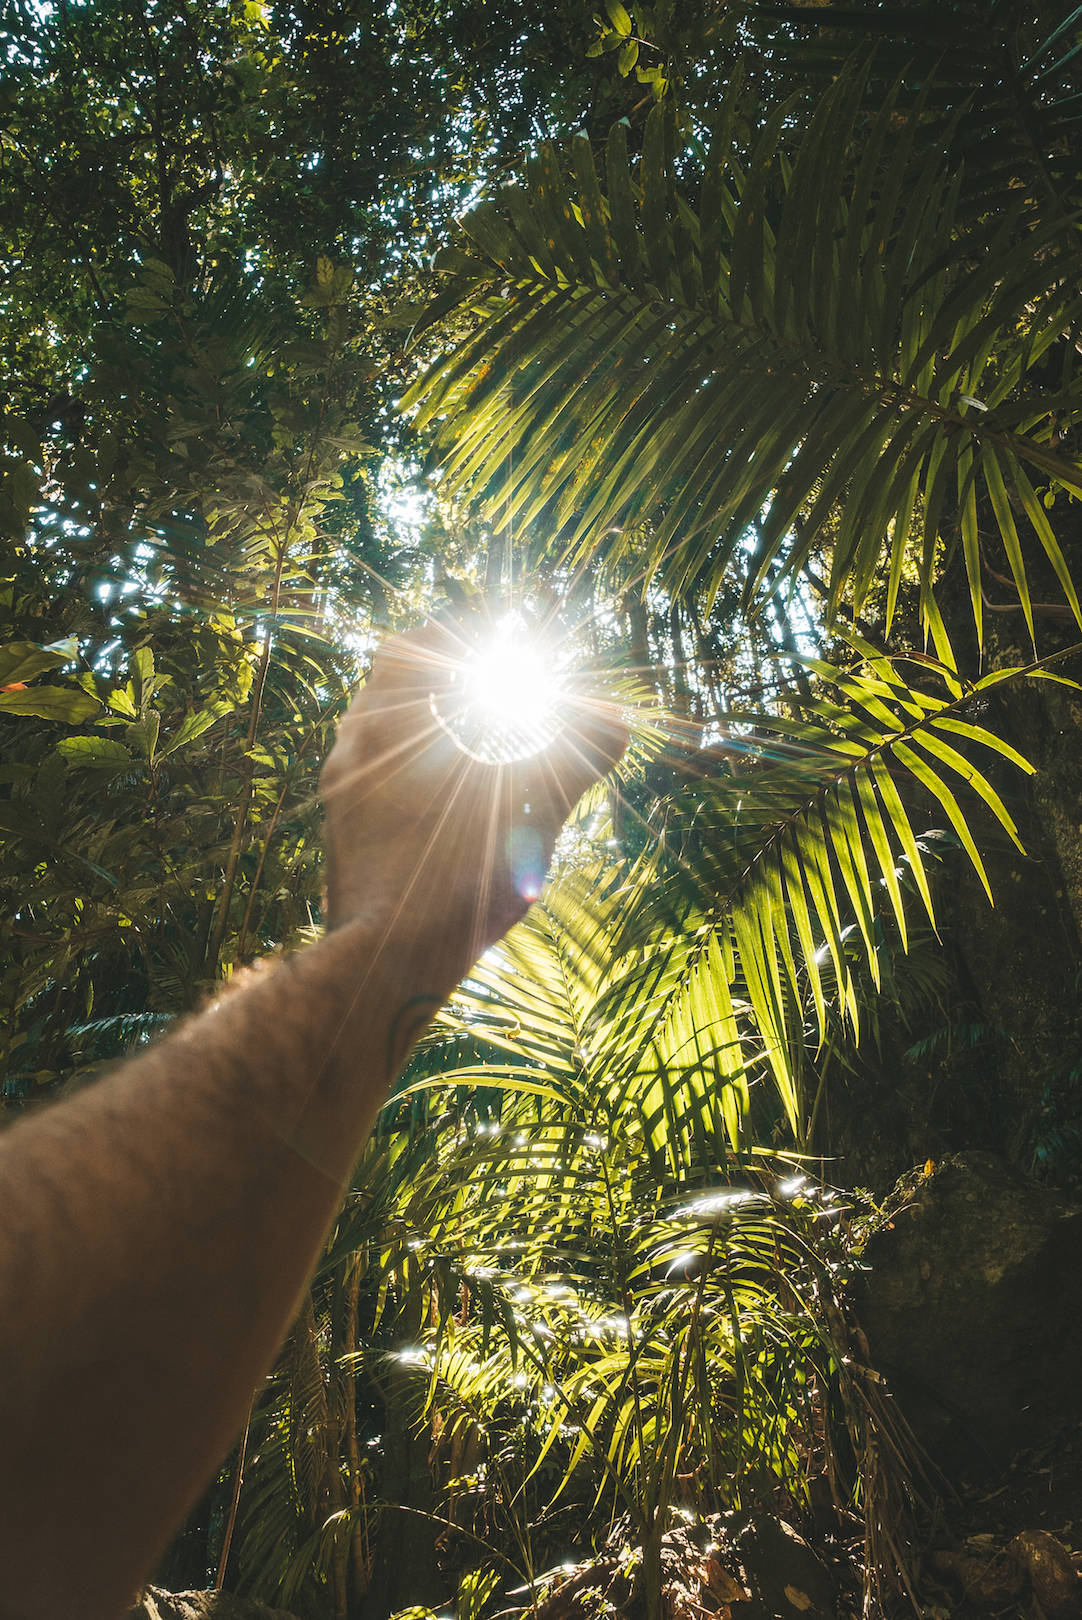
[3,0,1082,1616]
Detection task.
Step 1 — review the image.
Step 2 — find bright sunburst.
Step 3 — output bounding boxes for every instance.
[432,614,567,764]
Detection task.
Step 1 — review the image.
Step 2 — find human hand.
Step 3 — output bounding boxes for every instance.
[320,620,627,984]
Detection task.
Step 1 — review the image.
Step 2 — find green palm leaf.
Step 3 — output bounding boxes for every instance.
[585,642,1054,1142]
[393,645,1054,1153]
[744,0,1082,221]
[405,76,1082,640]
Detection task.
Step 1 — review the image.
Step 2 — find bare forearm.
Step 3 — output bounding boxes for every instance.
[0,619,625,1620]
[0,918,456,1620]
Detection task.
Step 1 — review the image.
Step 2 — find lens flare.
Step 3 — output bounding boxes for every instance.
[432,616,567,764]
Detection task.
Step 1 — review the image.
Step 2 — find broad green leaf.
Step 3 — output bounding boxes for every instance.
[0,686,100,721]
[0,641,71,688]
[161,703,228,755]
[56,737,132,769]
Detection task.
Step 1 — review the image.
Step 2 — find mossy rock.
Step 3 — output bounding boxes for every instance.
[855,1152,1082,1479]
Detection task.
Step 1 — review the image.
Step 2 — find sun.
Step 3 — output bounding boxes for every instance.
[432,615,567,764]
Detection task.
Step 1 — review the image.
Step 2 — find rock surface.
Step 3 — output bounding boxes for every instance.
[925,1530,1082,1616]
[1009,1530,1082,1620]
[129,1589,299,1620]
[926,1542,1027,1609]
[855,1153,1082,1478]
[730,1515,835,1620]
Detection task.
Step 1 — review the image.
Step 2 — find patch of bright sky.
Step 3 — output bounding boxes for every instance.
[328,457,434,665]
[376,455,433,544]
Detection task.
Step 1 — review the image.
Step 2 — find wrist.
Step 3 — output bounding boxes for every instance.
[321,904,483,1043]
[324,853,529,978]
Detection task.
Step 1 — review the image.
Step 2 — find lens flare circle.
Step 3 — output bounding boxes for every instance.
[432,618,567,764]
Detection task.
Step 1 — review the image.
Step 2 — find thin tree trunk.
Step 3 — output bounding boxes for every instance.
[622,589,654,690]
[642,1518,663,1620]
[215,1398,253,1590]
[205,537,286,974]
[668,600,695,719]
[341,1258,370,1610]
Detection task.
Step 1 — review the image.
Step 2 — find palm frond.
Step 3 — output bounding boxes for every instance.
[592,643,1046,1141]
[744,0,1082,221]
[405,77,1082,641]
[410,1173,918,1575]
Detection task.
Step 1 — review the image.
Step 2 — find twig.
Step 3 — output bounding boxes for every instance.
[215,1395,253,1589]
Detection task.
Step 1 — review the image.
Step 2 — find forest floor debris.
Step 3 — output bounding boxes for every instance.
[524,1511,852,1620]
[515,1426,1082,1620]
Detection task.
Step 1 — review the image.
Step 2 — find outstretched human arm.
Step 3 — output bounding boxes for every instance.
[0,624,625,1620]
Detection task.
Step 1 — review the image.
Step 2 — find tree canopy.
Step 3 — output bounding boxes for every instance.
[3,1,1082,1616]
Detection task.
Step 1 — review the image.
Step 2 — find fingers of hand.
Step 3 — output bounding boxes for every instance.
[325,622,626,848]
[326,624,469,797]
[364,617,475,703]
[530,695,628,819]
